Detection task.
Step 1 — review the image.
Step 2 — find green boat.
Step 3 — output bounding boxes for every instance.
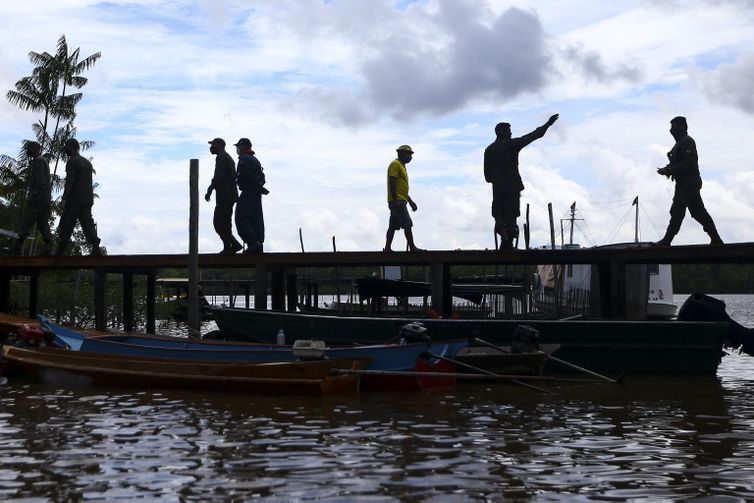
[210,306,729,376]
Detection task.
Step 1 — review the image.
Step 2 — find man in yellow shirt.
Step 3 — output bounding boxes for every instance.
[384,144,422,252]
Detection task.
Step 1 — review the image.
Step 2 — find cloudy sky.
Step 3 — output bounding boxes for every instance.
[1,0,753,254]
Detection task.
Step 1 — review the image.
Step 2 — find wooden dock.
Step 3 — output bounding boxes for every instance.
[2,242,753,332]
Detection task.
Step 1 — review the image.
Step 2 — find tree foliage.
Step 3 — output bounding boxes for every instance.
[2,35,100,253]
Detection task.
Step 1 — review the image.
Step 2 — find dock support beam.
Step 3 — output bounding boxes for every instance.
[270,265,285,310]
[255,263,268,310]
[286,269,297,312]
[0,271,9,313]
[431,262,452,317]
[29,271,39,317]
[94,269,106,332]
[146,271,156,333]
[123,272,134,332]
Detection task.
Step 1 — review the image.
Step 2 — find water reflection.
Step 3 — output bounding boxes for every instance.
[0,296,754,499]
[2,368,754,500]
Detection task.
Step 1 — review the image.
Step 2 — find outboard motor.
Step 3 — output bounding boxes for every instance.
[677,293,754,356]
[511,325,540,354]
[398,322,430,343]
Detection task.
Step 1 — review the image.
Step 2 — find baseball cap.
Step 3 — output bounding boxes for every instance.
[396,145,414,154]
[234,138,252,148]
[208,138,226,147]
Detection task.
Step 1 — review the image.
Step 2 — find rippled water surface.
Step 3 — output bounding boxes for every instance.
[2,294,754,501]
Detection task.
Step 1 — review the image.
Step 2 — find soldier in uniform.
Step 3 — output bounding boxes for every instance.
[484,114,559,249]
[652,116,723,246]
[12,140,53,255]
[234,138,267,253]
[205,138,243,255]
[55,138,103,256]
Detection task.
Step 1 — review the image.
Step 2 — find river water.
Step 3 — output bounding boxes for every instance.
[1,294,754,501]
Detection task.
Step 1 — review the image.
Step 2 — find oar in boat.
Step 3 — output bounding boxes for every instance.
[473,337,624,385]
[425,351,555,395]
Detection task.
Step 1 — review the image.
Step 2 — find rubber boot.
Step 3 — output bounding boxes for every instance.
[11,237,25,255]
[706,226,724,245]
[38,240,53,256]
[90,239,103,257]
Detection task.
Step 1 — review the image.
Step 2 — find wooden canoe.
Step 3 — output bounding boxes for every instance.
[1,345,366,395]
[42,317,468,376]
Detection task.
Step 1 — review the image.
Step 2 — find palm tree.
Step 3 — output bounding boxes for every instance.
[6,35,100,175]
[32,36,100,175]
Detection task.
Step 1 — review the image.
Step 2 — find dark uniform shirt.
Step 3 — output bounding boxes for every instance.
[209,150,238,204]
[237,153,266,193]
[666,134,701,186]
[484,124,549,191]
[62,154,95,206]
[27,155,52,206]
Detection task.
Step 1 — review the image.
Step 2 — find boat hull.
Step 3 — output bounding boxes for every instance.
[2,345,363,395]
[211,307,727,376]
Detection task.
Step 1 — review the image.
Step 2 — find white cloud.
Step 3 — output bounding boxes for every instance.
[1,0,753,255]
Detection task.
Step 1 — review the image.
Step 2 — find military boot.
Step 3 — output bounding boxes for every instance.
[10,237,25,255]
[38,240,53,256]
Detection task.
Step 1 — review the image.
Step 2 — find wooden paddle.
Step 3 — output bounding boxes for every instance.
[473,337,624,385]
[425,351,555,394]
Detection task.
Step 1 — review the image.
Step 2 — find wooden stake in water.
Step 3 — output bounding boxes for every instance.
[188,159,200,337]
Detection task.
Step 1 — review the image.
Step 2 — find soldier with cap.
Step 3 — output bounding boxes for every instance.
[234,138,267,253]
[384,144,422,252]
[205,138,243,255]
[484,114,559,249]
[55,138,102,256]
[652,116,723,246]
[12,140,53,255]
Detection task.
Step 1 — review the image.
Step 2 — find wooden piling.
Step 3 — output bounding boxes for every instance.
[188,159,200,336]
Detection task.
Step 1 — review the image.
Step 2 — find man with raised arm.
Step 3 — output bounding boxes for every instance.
[484,114,559,249]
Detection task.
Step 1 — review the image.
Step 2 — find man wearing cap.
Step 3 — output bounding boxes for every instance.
[234,138,267,253]
[652,116,723,246]
[384,145,422,252]
[484,114,559,249]
[205,138,243,255]
[56,138,103,256]
[12,140,53,255]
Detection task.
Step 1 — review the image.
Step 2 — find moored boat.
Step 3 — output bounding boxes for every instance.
[1,345,365,395]
[40,317,468,391]
[210,306,728,375]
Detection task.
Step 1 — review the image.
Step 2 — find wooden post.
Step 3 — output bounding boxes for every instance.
[548,202,555,250]
[431,261,452,317]
[255,263,268,310]
[94,269,106,332]
[0,270,9,313]
[286,269,298,312]
[146,271,156,333]
[29,271,39,317]
[270,265,285,310]
[123,272,134,332]
[188,159,200,336]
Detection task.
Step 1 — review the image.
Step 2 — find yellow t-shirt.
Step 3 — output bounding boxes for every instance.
[387,159,409,202]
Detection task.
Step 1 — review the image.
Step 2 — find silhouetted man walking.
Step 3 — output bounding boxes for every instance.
[384,145,422,252]
[234,138,267,253]
[653,116,723,246]
[13,141,53,255]
[56,138,102,256]
[484,114,558,249]
[205,137,243,255]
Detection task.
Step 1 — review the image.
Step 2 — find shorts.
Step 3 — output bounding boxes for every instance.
[388,200,413,230]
